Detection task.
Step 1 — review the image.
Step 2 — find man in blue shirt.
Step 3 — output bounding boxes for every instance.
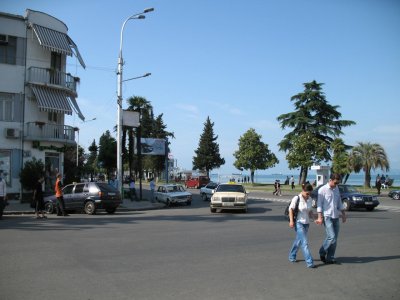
[316,173,347,264]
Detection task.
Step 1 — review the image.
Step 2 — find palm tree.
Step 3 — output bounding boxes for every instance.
[349,142,389,187]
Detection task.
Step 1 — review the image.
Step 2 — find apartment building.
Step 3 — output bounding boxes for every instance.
[0,9,85,195]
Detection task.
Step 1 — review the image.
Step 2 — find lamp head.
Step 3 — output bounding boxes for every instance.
[143,8,155,13]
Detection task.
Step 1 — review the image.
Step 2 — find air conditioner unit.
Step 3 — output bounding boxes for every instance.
[5,128,20,139]
[0,34,9,45]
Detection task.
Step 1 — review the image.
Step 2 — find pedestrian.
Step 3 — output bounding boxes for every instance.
[273,180,278,195]
[33,177,46,219]
[376,177,382,195]
[129,178,137,201]
[316,173,346,264]
[149,178,155,202]
[54,173,68,216]
[273,180,282,196]
[288,182,316,268]
[290,176,295,190]
[0,173,7,219]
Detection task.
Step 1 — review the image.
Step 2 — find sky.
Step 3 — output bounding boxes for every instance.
[3,0,400,175]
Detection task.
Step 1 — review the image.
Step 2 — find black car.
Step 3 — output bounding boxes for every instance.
[44,182,122,215]
[311,184,379,211]
[388,190,400,200]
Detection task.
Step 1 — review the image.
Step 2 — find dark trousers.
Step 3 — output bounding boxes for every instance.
[56,196,67,215]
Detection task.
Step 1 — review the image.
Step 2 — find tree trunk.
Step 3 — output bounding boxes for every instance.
[364,169,371,188]
[299,166,308,185]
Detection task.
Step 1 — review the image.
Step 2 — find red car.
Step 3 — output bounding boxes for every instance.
[185,176,210,189]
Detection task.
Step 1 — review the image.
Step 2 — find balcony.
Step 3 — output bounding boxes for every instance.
[27,67,79,95]
[24,122,76,145]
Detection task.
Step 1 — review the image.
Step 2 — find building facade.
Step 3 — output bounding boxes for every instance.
[0,9,85,196]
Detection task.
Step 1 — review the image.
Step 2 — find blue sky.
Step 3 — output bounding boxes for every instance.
[3,0,400,175]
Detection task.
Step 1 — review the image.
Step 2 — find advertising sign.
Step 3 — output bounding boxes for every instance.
[137,138,166,155]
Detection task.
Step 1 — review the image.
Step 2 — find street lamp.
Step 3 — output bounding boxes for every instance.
[117,8,154,194]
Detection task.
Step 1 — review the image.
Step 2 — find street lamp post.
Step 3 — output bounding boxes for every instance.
[117,8,154,195]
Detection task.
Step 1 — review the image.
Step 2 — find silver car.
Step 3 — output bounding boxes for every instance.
[200,182,218,201]
[154,184,192,207]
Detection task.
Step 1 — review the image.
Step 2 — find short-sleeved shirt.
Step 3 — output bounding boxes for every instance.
[289,194,312,224]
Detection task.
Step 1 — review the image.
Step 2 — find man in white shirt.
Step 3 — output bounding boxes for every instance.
[316,173,346,264]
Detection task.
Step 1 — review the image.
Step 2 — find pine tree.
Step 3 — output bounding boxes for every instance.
[193,117,225,177]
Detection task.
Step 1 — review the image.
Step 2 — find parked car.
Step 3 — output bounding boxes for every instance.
[388,190,400,200]
[185,176,210,189]
[200,182,219,201]
[210,183,248,213]
[154,184,192,206]
[44,182,122,215]
[311,184,379,211]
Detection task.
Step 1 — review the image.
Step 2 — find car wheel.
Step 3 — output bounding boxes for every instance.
[84,201,96,215]
[44,202,54,214]
[393,193,400,200]
[366,207,375,211]
[210,207,216,213]
[342,199,351,211]
[166,199,171,207]
[106,208,116,214]
[201,193,208,201]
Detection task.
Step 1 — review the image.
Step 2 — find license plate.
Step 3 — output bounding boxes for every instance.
[222,202,234,207]
[108,193,115,196]
[365,202,373,205]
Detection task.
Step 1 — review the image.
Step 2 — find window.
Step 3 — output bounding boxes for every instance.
[0,150,11,186]
[74,184,85,194]
[0,35,17,65]
[48,112,59,123]
[0,92,21,122]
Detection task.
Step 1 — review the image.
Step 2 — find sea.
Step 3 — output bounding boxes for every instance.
[210,172,399,186]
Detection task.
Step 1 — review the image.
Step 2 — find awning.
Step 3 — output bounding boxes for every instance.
[31,24,86,69]
[69,96,85,121]
[31,86,72,115]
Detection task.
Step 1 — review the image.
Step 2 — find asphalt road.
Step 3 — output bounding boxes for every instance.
[1,190,399,300]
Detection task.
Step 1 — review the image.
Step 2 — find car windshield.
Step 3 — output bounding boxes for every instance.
[96,183,118,193]
[339,185,358,193]
[166,185,185,193]
[216,184,245,193]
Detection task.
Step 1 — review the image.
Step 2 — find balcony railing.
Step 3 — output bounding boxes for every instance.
[27,67,78,94]
[24,122,76,144]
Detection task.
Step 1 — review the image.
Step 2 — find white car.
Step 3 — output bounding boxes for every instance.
[154,184,192,207]
[210,183,248,213]
[200,182,218,201]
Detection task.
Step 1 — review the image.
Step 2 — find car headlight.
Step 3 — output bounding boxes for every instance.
[236,197,245,202]
[372,196,378,201]
[212,196,220,202]
[352,196,363,201]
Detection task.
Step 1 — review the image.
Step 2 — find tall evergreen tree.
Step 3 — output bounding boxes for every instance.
[193,116,225,177]
[331,138,352,183]
[98,130,117,178]
[233,128,278,183]
[277,80,355,183]
[86,139,98,181]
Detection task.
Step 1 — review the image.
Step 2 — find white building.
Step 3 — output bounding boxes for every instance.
[0,9,85,196]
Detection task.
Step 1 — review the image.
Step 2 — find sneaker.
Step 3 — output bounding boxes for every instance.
[307,265,317,269]
[289,259,297,263]
[326,260,338,264]
[320,255,326,263]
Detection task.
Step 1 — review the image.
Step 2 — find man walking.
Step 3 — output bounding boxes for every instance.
[0,173,7,219]
[55,173,68,216]
[316,173,346,264]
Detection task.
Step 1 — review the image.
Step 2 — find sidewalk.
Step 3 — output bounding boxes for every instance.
[2,198,165,215]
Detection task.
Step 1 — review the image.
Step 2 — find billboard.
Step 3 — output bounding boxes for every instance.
[136,138,166,155]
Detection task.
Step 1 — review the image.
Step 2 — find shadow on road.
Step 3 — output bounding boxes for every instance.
[336,255,400,264]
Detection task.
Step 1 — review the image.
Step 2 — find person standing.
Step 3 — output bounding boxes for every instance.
[316,173,346,264]
[149,178,155,202]
[0,174,7,219]
[129,178,137,201]
[288,182,316,268]
[33,177,46,219]
[376,177,382,195]
[55,173,68,216]
[290,176,295,190]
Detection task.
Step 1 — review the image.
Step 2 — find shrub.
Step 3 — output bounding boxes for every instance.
[19,158,45,191]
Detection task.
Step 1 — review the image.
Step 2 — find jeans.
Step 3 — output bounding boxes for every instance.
[319,217,340,261]
[289,222,314,267]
